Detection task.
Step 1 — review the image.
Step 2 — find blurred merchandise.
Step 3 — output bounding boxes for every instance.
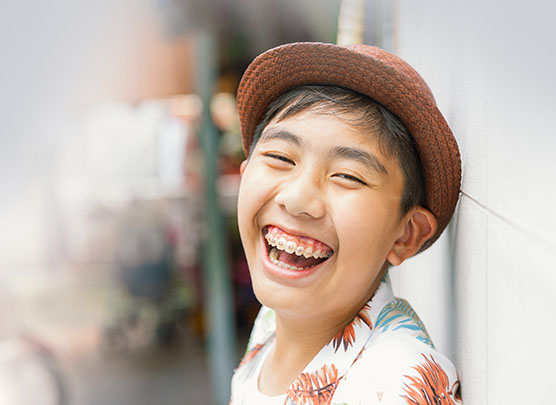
[0,1,341,402]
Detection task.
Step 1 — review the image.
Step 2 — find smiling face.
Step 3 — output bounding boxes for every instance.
[237,108,410,325]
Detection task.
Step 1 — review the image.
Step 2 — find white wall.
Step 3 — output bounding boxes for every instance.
[390,1,556,403]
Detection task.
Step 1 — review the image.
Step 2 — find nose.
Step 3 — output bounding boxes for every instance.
[274,170,326,219]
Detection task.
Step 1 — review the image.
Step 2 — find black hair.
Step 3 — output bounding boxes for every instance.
[249,85,426,217]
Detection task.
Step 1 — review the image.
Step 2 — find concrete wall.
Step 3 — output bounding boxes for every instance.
[390,1,556,403]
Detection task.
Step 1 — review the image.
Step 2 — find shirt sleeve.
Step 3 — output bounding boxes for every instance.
[332,334,462,404]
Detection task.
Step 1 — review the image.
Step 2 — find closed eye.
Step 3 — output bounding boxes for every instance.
[264,153,295,166]
[333,173,367,186]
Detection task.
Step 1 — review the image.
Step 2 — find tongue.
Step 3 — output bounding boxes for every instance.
[278,250,324,268]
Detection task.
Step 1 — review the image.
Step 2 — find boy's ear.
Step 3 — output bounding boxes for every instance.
[239,160,248,176]
[387,207,438,266]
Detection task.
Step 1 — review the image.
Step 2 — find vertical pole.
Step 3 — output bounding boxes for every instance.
[196,31,237,405]
[337,0,365,45]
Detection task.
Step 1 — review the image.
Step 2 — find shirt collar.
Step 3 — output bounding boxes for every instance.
[294,275,394,378]
[241,275,396,404]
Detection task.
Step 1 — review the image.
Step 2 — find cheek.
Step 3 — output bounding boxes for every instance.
[237,166,273,239]
[237,182,256,241]
[334,194,399,255]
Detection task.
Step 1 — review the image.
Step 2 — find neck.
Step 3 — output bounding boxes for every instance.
[275,311,347,359]
[257,265,389,396]
[258,312,348,396]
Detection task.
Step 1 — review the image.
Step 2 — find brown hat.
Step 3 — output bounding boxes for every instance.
[237,42,461,249]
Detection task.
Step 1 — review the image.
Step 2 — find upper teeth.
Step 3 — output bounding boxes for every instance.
[265,233,331,259]
[285,241,296,254]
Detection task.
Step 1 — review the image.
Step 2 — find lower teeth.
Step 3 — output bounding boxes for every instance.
[269,247,309,271]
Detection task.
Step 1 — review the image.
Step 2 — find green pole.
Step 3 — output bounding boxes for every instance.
[196,31,236,404]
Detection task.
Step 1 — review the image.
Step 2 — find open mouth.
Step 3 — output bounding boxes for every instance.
[263,225,334,271]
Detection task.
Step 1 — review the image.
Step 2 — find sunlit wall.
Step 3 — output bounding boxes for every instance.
[391,1,556,403]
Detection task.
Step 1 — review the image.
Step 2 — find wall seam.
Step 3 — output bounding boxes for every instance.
[460,191,556,254]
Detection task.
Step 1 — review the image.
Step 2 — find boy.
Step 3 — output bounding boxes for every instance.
[231,42,462,404]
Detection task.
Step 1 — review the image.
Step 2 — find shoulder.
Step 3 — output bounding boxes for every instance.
[331,298,462,404]
[235,305,276,372]
[335,335,461,404]
[374,297,434,347]
[247,305,276,349]
[231,306,276,403]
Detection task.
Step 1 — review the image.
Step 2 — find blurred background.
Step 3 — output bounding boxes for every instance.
[1,0,555,404]
[0,1,344,404]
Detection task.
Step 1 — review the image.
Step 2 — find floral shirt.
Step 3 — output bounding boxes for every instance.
[230,276,462,404]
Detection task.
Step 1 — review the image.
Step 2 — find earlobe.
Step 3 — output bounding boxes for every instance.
[387,207,438,266]
[239,160,248,176]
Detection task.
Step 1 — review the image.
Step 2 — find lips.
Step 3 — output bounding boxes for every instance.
[263,225,334,271]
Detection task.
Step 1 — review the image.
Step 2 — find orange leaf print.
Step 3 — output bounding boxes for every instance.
[402,354,461,404]
[331,304,372,352]
[237,343,264,369]
[287,364,340,405]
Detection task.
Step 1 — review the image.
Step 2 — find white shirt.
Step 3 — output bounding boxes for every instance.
[231,275,462,404]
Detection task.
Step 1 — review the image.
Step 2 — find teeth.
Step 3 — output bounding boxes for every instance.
[285,241,296,254]
[269,248,307,271]
[269,247,279,260]
[264,227,333,259]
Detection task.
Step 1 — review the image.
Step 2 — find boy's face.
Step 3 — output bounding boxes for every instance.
[237,108,408,324]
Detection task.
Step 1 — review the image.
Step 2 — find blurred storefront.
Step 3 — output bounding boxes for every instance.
[0,1,342,404]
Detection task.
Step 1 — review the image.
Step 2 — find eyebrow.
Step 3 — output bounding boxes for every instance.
[258,128,387,175]
[330,146,388,175]
[258,128,302,146]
